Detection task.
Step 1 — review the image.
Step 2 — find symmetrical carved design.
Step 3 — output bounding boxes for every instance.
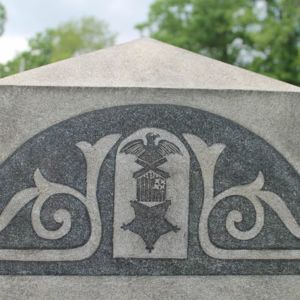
[184,134,300,259]
[0,134,120,261]
[0,131,299,262]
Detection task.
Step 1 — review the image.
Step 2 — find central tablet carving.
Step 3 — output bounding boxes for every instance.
[113,128,190,259]
[120,132,181,252]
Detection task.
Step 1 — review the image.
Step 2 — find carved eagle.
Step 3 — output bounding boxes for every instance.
[120,133,182,158]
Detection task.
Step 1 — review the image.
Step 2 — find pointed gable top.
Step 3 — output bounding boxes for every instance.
[0,38,299,92]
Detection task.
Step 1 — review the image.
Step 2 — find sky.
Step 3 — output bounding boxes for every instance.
[0,0,153,63]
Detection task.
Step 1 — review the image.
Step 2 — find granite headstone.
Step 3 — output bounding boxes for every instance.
[0,38,299,299]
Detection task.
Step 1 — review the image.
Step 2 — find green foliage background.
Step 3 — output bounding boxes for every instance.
[0,2,5,36]
[0,0,299,86]
[0,17,116,77]
[137,0,300,86]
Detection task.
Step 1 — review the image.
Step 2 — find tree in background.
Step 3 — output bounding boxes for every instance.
[0,2,5,36]
[0,17,116,78]
[136,0,300,86]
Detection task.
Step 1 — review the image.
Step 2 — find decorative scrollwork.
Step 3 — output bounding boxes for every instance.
[0,129,298,262]
[184,133,300,260]
[215,172,265,241]
[0,134,120,261]
[31,169,86,240]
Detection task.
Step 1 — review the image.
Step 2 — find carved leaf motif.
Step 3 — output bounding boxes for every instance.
[184,133,300,260]
[0,134,120,261]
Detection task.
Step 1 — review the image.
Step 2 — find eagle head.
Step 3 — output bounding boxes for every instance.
[146,132,160,145]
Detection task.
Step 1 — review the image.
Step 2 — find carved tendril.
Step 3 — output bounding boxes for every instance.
[185,133,300,260]
[0,133,120,261]
[32,169,86,240]
[214,172,265,240]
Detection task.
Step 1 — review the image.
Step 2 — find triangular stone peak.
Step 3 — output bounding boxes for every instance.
[0,38,299,92]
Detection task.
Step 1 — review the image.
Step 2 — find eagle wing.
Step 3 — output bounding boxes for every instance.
[157,140,182,156]
[120,139,146,156]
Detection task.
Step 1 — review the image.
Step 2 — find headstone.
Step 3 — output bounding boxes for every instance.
[0,38,299,299]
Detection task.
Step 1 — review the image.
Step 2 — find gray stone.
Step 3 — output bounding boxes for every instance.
[0,38,299,299]
[0,38,299,92]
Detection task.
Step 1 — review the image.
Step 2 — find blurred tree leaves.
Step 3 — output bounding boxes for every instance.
[0,17,116,78]
[137,0,300,86]
[0,2,5,36]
